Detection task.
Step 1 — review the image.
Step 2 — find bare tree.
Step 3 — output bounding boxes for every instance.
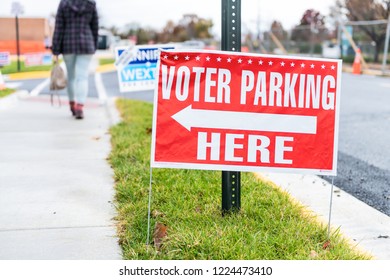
[158,14,213,43]
[291,9,328,42]
[270,21,288,41]
[342,0,390,62]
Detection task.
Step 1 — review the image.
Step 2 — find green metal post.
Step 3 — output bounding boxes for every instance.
[222,170,241,213]
[221,0,241,214]
[221,0,241,52]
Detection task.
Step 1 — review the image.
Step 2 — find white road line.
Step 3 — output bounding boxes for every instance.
[30,78,49,96]
[3,82,22,89]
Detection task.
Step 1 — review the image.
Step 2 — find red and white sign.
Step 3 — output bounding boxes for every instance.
[151,50,342,175]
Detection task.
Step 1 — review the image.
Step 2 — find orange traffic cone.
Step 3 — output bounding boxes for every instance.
[0,70,6,90]
[352,48,362,75]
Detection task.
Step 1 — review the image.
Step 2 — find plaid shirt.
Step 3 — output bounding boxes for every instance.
[52,0,99,55]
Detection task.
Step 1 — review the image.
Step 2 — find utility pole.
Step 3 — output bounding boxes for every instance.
[11,2,24,72]
[15,15,21,72]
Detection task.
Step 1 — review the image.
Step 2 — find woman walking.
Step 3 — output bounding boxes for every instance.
[52,0,99,119]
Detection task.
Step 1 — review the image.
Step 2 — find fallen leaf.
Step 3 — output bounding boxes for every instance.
[153,222,168,250]
[323,240,331,250]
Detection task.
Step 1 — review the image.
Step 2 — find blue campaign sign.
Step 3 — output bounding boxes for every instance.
[117,48,161,65]
[115,44,175,92]
[120,63,157,82]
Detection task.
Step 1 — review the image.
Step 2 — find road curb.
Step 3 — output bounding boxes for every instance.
[7,71,50,81]
[104,97,122,127]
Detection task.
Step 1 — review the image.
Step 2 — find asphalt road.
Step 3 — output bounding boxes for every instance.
[11,70,390,217]
[322,73,390,216]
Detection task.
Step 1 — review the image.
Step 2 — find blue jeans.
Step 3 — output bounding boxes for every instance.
[63,54,93,105]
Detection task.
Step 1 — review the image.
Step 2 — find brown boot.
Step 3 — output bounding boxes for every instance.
[74,103,84,119]
[69,101,76,116]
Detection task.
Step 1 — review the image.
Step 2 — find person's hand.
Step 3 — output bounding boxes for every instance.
[53,55,58,63]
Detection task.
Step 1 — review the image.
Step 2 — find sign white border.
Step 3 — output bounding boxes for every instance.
[151,49,342,176]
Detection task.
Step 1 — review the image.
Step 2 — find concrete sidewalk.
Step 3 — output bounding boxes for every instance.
[0,93,121,259]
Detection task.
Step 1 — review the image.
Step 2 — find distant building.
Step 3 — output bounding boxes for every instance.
[0,17,52,54]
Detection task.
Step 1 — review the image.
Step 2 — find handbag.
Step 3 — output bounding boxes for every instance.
[50,61,67,90]
[49,61,67,106]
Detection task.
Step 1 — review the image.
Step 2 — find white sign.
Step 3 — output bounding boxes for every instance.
[11,1,24,16]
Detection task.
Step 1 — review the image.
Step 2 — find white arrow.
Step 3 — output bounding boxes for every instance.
[171,105,317,134]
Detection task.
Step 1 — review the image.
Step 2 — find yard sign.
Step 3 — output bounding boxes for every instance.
[151,50,342,175]
[24,53,52,67]
[0,52,10,66]
[115,44,175,92]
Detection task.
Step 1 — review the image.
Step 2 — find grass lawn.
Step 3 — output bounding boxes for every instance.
[108,99,370,260]
[0,61,52,74]
[0,88,16,98]
[99,58,115,65]
[0,58,114,74]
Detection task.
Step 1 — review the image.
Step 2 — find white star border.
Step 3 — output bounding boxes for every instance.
[160,53,338,71]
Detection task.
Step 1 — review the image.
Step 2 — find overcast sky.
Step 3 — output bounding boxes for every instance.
[0,0,336,36]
